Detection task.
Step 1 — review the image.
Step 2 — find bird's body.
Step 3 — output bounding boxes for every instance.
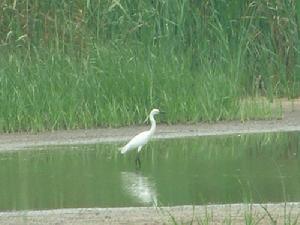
[120,130,153,154]
[119,109,160,167]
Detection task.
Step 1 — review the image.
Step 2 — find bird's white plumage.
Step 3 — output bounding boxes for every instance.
[120,109,160,154]
[120,131,151,154]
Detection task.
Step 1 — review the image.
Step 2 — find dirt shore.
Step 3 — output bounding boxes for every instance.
[1,202,299,225]
[0,98,299,152]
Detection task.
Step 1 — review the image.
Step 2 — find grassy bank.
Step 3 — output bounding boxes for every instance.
[167,204,300,225]
[0,1,299,132]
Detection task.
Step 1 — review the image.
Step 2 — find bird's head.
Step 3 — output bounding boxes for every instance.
[150,108,160,116]
[144,108,163,123]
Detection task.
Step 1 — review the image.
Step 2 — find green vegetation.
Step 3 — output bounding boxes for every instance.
[167,204,299,225]
[0,0,299,132]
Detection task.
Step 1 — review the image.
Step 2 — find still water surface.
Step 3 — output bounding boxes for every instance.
[0,132,299,211]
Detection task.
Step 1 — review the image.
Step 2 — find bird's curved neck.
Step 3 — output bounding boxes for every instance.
[149,114,156,134]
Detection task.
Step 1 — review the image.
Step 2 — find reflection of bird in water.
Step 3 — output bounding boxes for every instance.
[119,109,161,168]
[121,171,157,206]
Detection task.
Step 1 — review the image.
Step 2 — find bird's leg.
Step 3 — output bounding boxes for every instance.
[135,146,142,169]
[135,153,141,169]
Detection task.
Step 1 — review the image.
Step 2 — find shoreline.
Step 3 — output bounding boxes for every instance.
[0,99,299,152]
[1,202,299,225]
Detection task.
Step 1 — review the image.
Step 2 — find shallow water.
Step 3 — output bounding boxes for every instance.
[0,132,299,211]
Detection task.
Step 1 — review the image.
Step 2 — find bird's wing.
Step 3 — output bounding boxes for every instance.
[120,131,150,154]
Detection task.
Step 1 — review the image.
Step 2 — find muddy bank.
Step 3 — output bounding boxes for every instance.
[0,202,299,225]
[0,99,299,151]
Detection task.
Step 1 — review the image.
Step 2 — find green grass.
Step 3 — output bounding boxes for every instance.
[0,0,299,132]
[165,203,299,225]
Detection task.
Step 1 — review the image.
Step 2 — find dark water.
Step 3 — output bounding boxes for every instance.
[0,132,299,211]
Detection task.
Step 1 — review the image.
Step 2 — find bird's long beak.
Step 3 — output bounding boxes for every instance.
[160,111,166,114]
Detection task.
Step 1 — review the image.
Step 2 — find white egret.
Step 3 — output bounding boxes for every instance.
[119,108,161,167]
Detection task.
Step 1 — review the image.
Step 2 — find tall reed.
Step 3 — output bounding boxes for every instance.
[0,0,299,132]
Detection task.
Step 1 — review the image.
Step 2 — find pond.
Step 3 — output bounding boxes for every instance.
[0,132,299,211]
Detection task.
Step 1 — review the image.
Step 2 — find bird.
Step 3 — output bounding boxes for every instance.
[119,108,161,168]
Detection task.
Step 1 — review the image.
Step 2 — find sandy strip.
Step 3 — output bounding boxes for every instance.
[0,203,299,225]
[0,98,298,152]
[0,99,299,152]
